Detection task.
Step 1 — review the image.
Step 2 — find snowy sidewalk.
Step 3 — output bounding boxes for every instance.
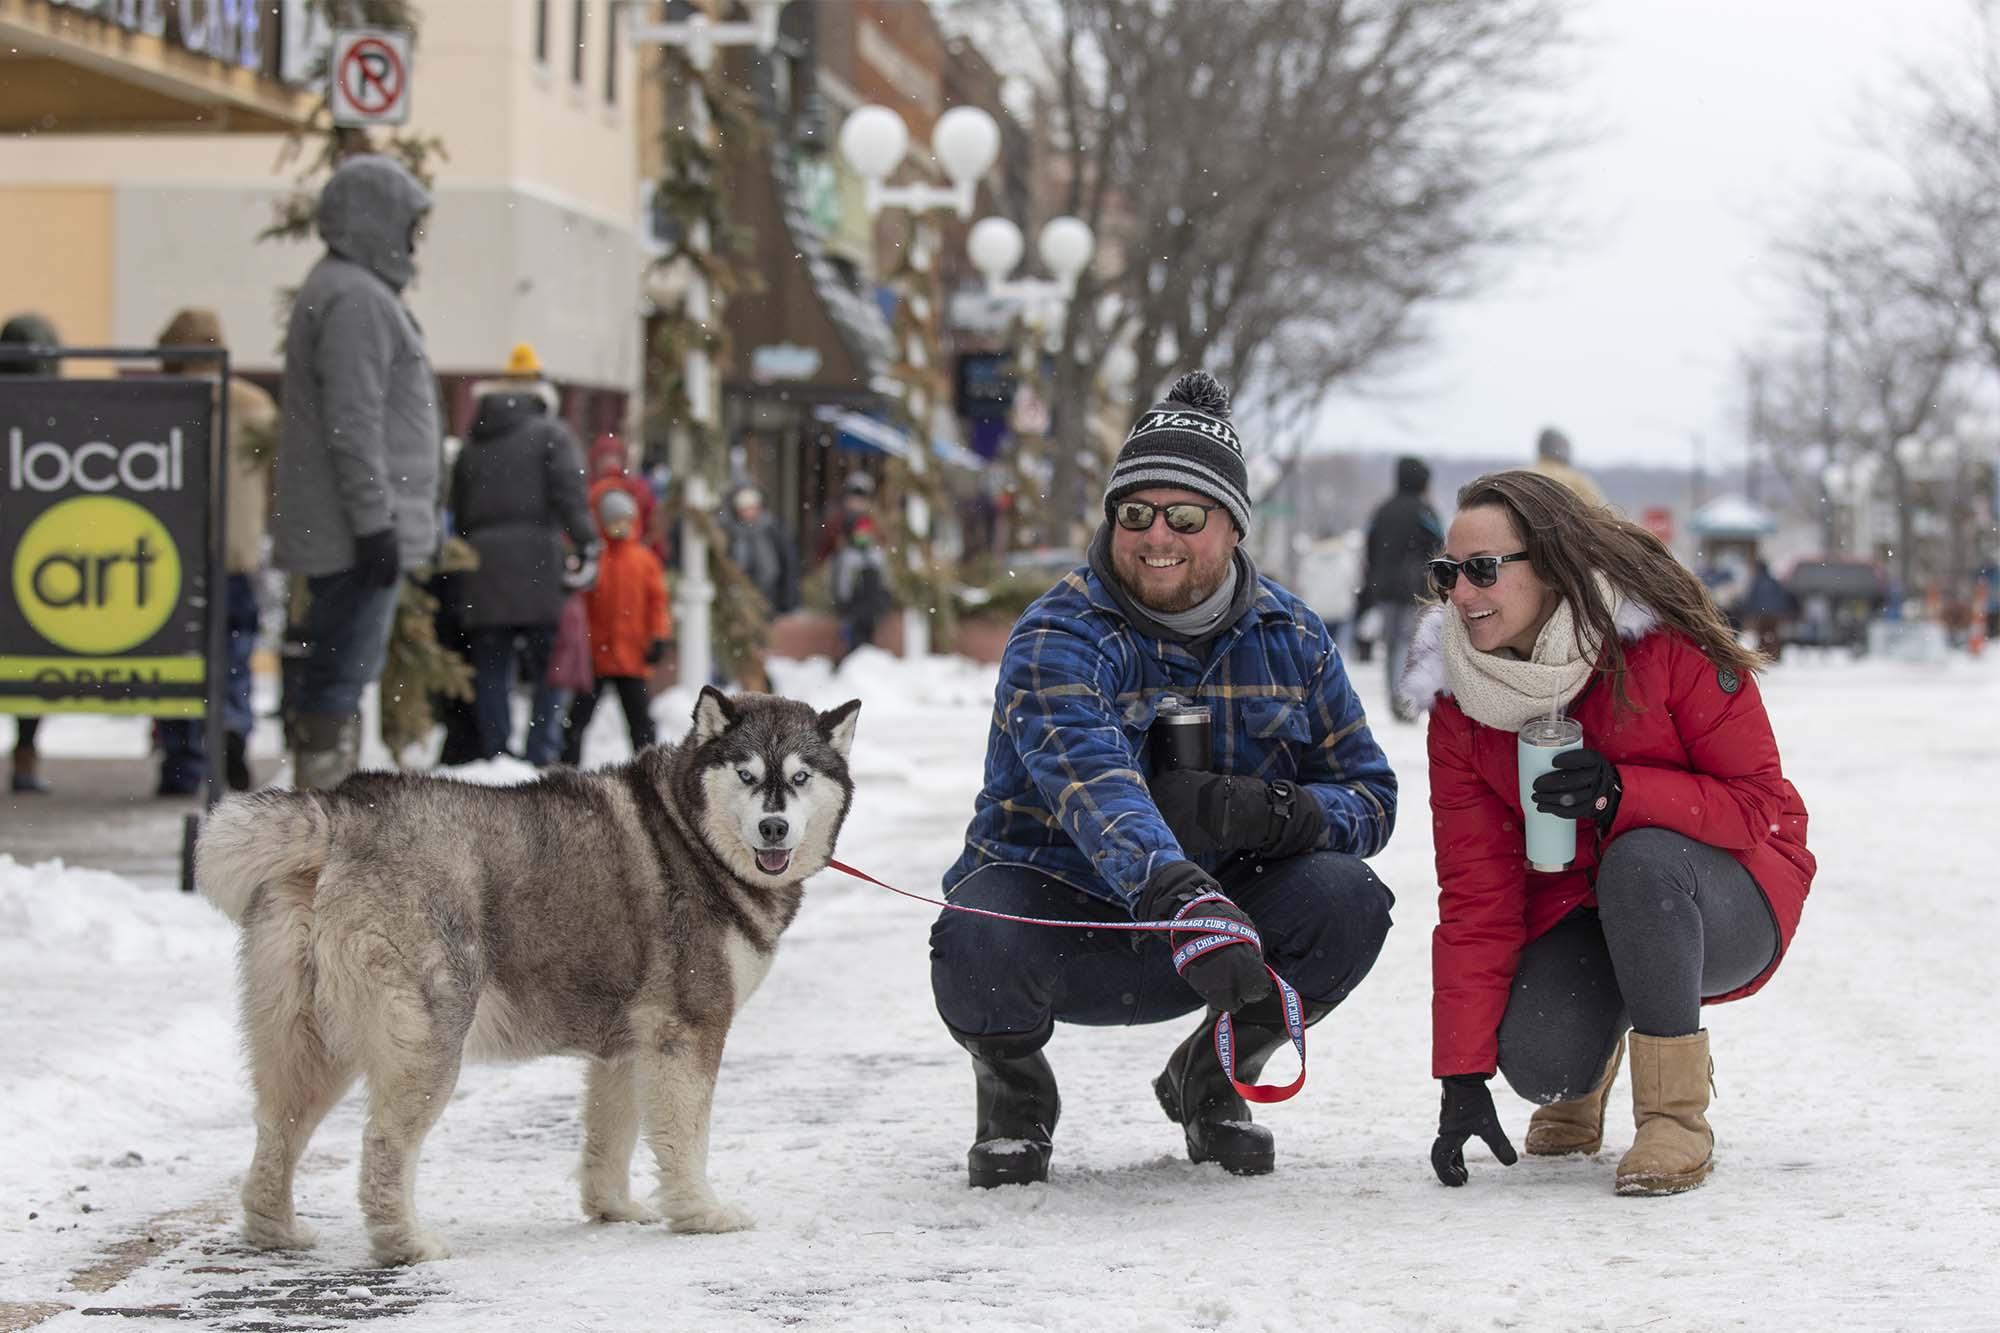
[2,648,1996,1330]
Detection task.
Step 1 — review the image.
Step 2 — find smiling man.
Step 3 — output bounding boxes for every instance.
[931,371,1400,1187]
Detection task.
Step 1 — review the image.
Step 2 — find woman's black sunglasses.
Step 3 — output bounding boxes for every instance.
[1113,500,1224,535]
[1426,551,1530,592]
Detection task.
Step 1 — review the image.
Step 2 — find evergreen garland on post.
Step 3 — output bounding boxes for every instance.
[644,45,770,688]
[259,0,462,762]
[880,223,960,652]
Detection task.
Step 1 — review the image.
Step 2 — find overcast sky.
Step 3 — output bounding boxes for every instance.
[1327,0,1975,469]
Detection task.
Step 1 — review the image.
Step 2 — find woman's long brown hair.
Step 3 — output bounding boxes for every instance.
[1454,471,1765,710]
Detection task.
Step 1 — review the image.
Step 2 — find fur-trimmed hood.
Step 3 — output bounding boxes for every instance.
[1396,597,1660,713]
[469,378,560,418]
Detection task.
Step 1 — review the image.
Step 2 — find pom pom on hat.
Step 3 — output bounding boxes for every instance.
[505,342,544,378]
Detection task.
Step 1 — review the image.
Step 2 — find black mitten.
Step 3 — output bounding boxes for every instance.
[353,527,401,589]
[1530,747,1622,827]
[1137,862,1272,1013]
[1430,1073,1518,1187]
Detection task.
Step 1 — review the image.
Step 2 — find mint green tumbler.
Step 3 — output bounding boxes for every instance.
[1517,717,1584,872]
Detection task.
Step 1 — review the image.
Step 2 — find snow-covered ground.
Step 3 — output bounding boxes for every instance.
[3,646,1996,1330]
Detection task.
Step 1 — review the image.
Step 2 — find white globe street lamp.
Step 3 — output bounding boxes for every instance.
[839,102,1000,220]
[626,0,785,72]
[966,213,1095,343]
[837,102,1002,660]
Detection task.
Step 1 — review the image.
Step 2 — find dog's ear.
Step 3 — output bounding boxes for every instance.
[693,685,736,743]
[818,698,861,758]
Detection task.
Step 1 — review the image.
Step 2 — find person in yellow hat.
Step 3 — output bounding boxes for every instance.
[448,341,596,765]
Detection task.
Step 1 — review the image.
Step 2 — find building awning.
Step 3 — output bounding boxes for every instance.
[815,407,990,473]
[0,0,315,134]
[1690,493,1776,541]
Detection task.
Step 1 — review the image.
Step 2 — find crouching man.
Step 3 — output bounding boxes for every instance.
[931,372,1399,1186]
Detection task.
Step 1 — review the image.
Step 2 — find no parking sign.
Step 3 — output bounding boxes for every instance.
[331,28,413,128]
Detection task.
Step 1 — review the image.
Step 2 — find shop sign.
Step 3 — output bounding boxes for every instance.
[1,380,213,716]
[43,0,331,87]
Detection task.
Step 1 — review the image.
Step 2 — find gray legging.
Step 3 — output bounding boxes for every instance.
[1496,828,1780,1104]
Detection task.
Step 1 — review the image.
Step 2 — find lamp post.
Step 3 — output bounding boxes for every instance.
[965,215,1094,549]
[839,102,1000,658]
[629,0,786,691]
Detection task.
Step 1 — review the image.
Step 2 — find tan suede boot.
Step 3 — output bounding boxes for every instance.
[1525,1034,1624,1156]
[1616,1030,1713,1196]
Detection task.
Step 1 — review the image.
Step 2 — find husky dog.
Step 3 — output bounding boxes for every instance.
[196,686,859,1265]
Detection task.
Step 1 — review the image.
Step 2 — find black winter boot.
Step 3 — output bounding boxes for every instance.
[224,731,252,793]
[950,1021,1060,1188]
[1153,1000,1331,1175]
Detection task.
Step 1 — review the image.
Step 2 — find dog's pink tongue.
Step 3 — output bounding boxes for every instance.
[756,849,793,874]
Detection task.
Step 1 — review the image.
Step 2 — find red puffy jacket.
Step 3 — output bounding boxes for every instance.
[1408,608,1814,1077]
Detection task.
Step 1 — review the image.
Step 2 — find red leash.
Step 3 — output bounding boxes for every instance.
[827,858,1307,1102]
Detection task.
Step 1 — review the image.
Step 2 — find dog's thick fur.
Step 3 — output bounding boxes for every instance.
[197,687,859,1265]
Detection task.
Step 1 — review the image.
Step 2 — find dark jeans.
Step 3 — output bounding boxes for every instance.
[931,851,1395,1042]
[1496,828,1780,1103]
[561,675,655,766]
[469,625,565,766]
[1381,597,1419,705]
[157,573,259,791]
[297,568,402,718]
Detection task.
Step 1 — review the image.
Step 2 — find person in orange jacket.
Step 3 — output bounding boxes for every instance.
[561,489,668,766]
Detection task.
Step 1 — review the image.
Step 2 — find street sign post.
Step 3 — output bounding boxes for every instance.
[330,28,412,128]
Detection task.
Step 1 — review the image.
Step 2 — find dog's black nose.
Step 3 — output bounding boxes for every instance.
[758,817,789,844]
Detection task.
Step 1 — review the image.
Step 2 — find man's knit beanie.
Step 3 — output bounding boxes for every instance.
[1102,370,1250,534]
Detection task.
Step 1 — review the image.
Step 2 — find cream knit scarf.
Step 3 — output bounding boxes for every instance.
[1440,574,1621,733]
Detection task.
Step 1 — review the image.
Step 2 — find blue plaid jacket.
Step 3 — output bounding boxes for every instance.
[942,562,1397,910]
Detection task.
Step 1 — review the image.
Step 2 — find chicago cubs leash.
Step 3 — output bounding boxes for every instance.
[827,859,1308,1103]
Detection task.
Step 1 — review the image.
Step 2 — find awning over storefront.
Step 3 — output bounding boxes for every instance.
[814,407,991,473]
[0,0,316,134]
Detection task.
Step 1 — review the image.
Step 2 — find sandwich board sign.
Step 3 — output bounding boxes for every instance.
[331,27,413,127]
[1,378,214,718]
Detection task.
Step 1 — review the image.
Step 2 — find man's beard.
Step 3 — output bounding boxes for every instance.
[1111,542,1234,613]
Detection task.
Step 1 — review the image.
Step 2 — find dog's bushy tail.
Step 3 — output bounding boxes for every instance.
[196,790,334,924]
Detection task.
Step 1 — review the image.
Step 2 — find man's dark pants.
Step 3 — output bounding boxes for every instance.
[297,568,402,717]
[931,851,1394,1041]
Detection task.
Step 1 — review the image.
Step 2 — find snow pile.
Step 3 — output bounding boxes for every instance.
[0,855,232,967]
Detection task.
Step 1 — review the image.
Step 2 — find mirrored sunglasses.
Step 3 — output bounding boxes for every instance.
[1114,500,1223,534]
[1426,551,1530,593]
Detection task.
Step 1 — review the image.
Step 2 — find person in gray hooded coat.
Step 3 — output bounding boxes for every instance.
[272,154,441,788]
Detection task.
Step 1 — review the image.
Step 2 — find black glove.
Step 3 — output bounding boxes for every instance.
[353,527,401,589]
[1150,769,1324,859]
[1431,1073,1518,1187]
[643,638,666,666]
[1137,862,1272,1013]
[1530,747,1622,827]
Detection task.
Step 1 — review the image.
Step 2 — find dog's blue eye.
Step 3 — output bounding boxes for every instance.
[737,769,756,786]
[791,771,810,786]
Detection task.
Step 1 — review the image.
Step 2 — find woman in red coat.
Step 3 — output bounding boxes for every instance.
[1399,471,1812,1196]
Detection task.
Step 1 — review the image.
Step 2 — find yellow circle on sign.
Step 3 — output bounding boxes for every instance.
[12,496,183,655]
